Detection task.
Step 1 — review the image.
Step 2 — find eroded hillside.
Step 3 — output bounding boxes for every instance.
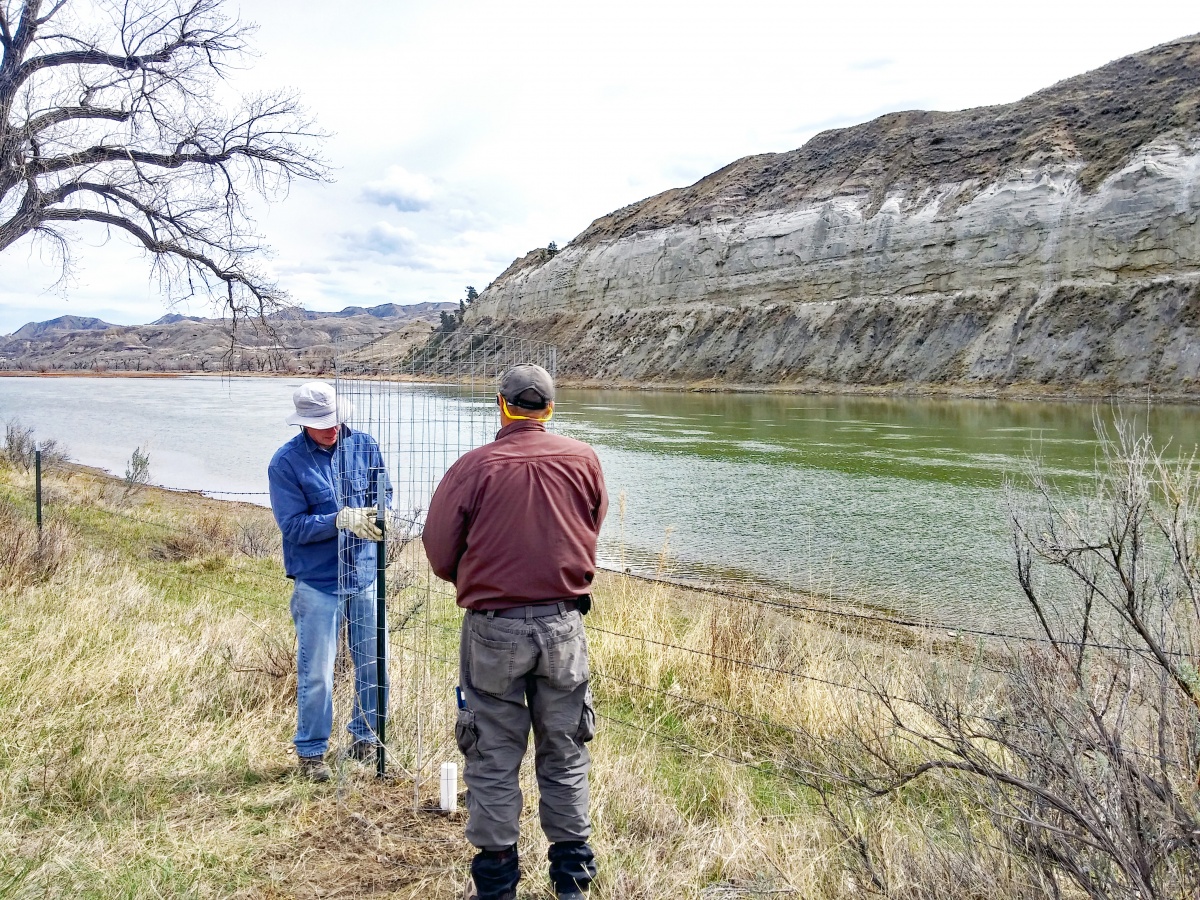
[465,35,1200,397]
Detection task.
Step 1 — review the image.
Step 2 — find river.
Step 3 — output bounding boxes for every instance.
[3,375,1197,631]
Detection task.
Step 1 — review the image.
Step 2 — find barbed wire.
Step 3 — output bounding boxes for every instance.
[56,509,1176,767]
[591,665,1166,766]
[16,483,1172,779]
[59,501,423,594]
[29,472,1193,671]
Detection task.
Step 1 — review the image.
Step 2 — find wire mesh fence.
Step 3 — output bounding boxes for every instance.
[331,333,559,803]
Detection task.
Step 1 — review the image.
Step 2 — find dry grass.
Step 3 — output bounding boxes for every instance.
[0,499,71,590]
[0,461,1038,899]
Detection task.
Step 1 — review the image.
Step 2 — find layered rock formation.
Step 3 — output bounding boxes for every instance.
[467,35,1200,397]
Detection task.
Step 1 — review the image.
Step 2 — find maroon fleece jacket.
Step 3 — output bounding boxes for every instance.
[422,420,608,610]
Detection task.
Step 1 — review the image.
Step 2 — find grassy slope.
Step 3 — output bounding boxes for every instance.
[0,462,1018,899]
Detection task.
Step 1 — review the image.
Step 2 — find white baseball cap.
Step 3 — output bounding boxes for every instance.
[286,381,343,428]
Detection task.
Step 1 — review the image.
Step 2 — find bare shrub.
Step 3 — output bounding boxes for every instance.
[149,510,283,561]
[235,519,280,558]
[221,637,295,681]
[123,446,151,494]
[151,512,232,560]
[193,512,233,546]
[3,420,35,470]
[3,419,69,472]
[0,500,70,589]
[828,421,1200,899]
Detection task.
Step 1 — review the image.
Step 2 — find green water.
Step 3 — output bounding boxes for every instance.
[3,375,1197,633]
[554,391,1200,632]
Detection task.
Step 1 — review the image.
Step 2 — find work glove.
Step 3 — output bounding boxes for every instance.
[336,506,383,541]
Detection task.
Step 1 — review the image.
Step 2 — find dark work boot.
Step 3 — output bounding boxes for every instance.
[548,841,596,898]
[466,845,519,900]
[297,755,331,782]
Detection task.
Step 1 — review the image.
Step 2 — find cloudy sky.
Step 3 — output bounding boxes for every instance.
[0,0,1195,334]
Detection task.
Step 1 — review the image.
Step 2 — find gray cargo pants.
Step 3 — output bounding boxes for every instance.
[455,604,597,851]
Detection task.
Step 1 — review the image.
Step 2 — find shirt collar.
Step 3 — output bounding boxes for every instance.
[495,420,547,441]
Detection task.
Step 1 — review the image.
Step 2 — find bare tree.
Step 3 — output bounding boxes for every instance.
[0,0,327,325]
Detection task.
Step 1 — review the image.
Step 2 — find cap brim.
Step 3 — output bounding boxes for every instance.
[286,410,340,428]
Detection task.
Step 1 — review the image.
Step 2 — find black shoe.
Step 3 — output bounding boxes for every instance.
[548,841,595,899]
[348,740,378,761]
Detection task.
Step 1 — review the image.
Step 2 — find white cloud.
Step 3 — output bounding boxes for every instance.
[361,166,438,212]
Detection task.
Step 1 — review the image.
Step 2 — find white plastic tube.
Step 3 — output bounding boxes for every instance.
[440,762,458,812]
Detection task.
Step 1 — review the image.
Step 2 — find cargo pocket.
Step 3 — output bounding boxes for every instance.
[455,707,480,759]
[546,622,589,692]
[305,484,338,515]
[468,632,518,697]
[575,687,596,743]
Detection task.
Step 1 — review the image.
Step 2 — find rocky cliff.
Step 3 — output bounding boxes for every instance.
[466,35,1200,397]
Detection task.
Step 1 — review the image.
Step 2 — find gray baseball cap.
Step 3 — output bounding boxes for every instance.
[499,364,555,409]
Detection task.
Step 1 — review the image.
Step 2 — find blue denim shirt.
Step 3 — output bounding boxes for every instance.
[268,427,392,595]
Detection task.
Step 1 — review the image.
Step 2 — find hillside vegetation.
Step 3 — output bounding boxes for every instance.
[0,303,454,375]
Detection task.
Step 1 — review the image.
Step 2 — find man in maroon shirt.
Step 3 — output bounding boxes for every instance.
[423,364,607,900]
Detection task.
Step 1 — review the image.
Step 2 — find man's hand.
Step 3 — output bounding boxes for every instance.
[336,506,383,541]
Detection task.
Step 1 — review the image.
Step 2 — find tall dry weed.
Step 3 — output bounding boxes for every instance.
[0,499,69,590]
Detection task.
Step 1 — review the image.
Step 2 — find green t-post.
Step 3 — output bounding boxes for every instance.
[35,449,42,534]
[375,471,387,778]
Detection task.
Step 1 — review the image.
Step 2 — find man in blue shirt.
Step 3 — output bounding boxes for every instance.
[268,382,391,781]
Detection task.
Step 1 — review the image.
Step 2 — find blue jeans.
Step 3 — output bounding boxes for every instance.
[290,579,389,758]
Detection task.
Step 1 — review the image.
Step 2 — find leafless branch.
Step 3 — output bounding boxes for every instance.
[813,421,1200,899]
[0,0,328,323]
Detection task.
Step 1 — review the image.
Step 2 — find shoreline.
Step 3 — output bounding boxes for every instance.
[3,367,1199,406]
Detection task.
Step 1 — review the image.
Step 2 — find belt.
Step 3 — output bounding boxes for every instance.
[478,600,578,619]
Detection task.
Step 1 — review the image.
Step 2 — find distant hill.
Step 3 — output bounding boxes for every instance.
[12,316,115,339]
[151,313,208,326]
[0,302,456,374]
[266,301,454,322]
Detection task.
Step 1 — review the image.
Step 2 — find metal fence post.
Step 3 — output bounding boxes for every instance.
[35,448,42,535]
[375,470,388,778]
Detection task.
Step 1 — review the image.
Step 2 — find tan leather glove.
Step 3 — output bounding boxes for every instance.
[336,506,382,541]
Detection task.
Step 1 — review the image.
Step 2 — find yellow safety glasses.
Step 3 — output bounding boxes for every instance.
[499,396,554,423]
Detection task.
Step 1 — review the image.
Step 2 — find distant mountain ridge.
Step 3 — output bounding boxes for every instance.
[12,315,115,339]
[1,301,455,374]
[11,301,450,338]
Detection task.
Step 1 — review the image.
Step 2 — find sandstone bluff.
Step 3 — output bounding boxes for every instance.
[464,35,1200,398]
